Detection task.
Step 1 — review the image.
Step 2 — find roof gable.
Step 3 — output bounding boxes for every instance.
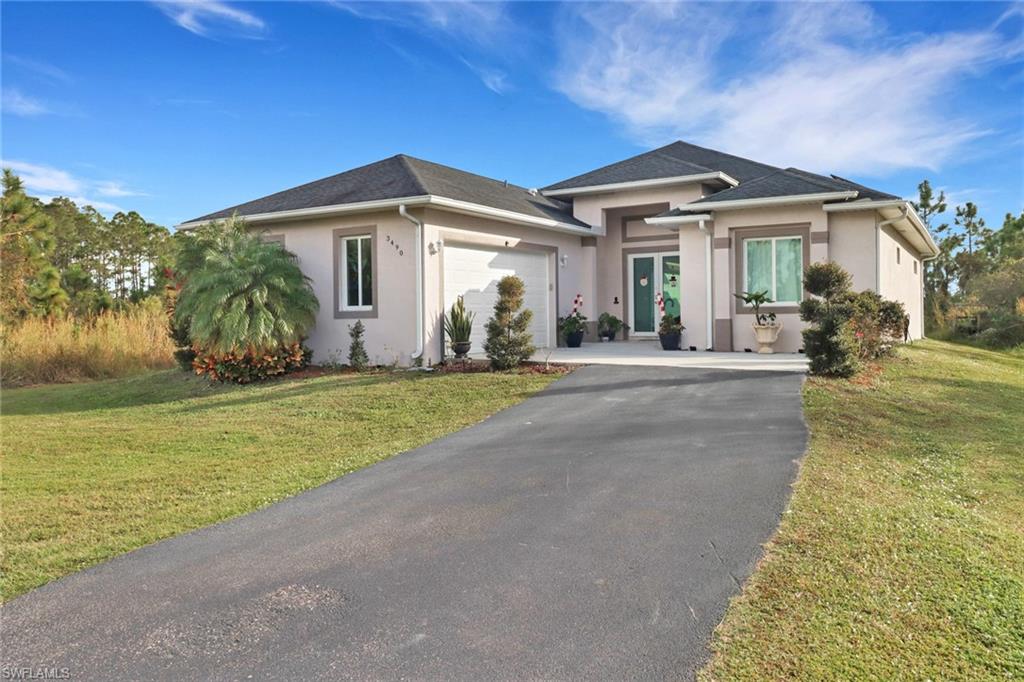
[543,140,779,192]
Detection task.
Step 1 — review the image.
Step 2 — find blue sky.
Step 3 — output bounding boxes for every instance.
[2,1,1022,231]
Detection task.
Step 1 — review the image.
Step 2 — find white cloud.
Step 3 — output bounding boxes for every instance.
[95,181,149,198]
[554,1,1021,175]
[2,88,50,117]
[152,1,266,38]
[1,160,139,213]
[3,54,72,83]
[460,58,509,94]
[332,0,509,46]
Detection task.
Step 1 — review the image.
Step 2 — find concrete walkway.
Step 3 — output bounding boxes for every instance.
[1,365,807,680]
[534,340,809,372]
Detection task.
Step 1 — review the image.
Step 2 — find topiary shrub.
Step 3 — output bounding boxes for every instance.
[192,343,311,383]
[348,320,369,370]
[800,262,860,377]
[484,275,536,370]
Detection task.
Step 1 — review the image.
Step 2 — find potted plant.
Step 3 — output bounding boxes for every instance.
[559,293,588,348]
[734,290,782,354]
[658,314,684,350]
[444,295,475,359]
[598,312,623,341]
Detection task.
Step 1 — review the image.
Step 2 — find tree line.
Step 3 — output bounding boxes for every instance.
[914,180,1023,345]
[1,170,174,323]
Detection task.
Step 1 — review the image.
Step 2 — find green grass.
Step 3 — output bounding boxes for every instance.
[0,368,561,601]
[701,340,1024,680]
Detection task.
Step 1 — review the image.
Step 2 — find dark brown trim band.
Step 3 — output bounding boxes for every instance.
[581,236,597,247]
[713,237,731,250]
[810,231,829,244]
[713,318,733,352]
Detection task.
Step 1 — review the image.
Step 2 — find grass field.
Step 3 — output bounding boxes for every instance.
[0,368,561,601]
[701,340,1024,680]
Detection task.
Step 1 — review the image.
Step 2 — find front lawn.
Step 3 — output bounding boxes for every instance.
[702,340,1024,679]
[1,368,562,601]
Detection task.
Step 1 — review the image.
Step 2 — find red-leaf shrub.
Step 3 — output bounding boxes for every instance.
[192,343,311,383]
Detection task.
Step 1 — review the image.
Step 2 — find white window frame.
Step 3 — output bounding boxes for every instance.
[743,235,803,306]
[340,234,373,311]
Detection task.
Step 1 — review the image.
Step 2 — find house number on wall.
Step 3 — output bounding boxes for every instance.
[384,234,404,256]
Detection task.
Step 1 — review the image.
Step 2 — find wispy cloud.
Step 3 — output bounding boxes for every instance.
[332,0,510,47]
[152,0,266,38]
[1,160,141,213]
[2,88,51,116]
[460,58,509,94]
[554,1,1023,175]
[3,54,72,83]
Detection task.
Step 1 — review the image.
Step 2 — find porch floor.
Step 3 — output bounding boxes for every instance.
[532,340,808,372]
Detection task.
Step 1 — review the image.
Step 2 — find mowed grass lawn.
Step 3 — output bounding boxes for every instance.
[702,340,1024,680]
[1,368,561,601]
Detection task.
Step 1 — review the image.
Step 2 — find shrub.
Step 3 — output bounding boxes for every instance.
[348,320,369,369]
[969,259,1024,348]
[174,220,318,356]
[192,343,311,384]
[801,263,860,377]
[0,299,175,386]
[484,275,535,370]
[801,263,910,376]
[598,312,623,337]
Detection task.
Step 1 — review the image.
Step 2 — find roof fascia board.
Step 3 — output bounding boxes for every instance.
[541,172,739,198]
[824,200,938,256]
[177,194,596,235]
[644,213,713,227]
[690,191,859,212]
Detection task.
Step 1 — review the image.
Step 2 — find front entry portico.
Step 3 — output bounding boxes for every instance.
[627,252,680,336]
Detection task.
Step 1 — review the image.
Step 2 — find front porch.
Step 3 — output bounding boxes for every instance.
[532,341,808,372]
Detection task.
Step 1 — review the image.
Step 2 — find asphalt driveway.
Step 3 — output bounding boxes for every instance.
[1,365,807,680]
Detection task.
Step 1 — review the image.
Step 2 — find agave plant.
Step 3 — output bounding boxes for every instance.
[174,223,319,354]
[444,296,475,344]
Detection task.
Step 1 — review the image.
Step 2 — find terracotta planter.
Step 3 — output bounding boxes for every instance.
[659,331,681,351]
[565,330,585,348]
[451,341,472,358]
[752,322,782,354]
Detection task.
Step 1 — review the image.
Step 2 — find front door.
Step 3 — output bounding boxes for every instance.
[629,253,680,336]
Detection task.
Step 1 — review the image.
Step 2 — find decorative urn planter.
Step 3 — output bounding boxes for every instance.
[658,331,681,351]
[451,341,472,359]
[752,322,782,354]
[565,330,585,348]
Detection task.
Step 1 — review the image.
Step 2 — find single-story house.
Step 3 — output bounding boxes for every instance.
[179,141,938,365]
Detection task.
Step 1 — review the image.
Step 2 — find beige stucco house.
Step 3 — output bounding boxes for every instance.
[179,141,938,365]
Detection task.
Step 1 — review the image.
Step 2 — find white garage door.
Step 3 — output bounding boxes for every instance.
[443,244,551,351]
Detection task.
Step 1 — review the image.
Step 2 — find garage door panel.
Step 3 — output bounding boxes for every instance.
[443,244,550,351]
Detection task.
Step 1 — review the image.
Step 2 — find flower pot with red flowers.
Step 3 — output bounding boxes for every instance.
[559,294,588,348]
[658,314,684,351]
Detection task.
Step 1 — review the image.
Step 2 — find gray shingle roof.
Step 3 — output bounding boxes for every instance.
[543,140,780,192]
[690,167,898,205]
[654,167,900,218]
[188,155,588,227]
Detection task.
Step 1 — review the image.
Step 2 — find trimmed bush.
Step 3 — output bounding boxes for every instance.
[801,262,909,376]
[192,343,311,384]
[348,320,369,369]
[484,275,535,370]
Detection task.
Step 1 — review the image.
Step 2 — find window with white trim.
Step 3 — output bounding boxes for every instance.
[341,235,373,310]
[743,236,803,304]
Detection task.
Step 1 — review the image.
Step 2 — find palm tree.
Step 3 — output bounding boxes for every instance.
[174,222,318,354]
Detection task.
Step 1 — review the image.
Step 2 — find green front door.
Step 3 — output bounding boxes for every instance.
[632,256,655,333]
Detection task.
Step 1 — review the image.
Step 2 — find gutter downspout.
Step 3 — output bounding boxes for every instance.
[398,204,424,362]
[698,219,713,351]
